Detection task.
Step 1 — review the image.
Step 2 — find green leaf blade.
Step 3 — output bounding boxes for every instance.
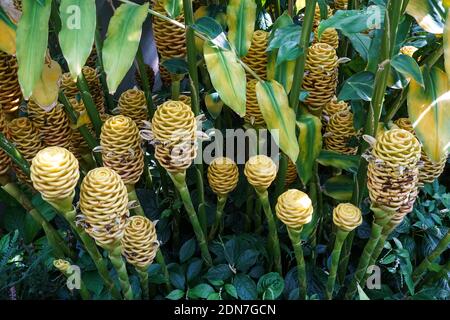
[227,0,257,57]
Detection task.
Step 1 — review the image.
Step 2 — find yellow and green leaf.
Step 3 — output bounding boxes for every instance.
[58,0,96,80]
[406,0,445,34]
[16,0,52,99]
[205,92,223,119]
[296,114,322,184]
[407,66,450,162]
[161,0,183,18]
[256,80,299,163]
[316,150,360,172]
[102,2,149,94]
[31,59,62,111]
[227,0,257,57]
[0,18,16,55]
[444,10,450,84]
[203,42,246,117]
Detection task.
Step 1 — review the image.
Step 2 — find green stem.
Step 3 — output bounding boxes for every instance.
[168,172,212,266]
[337,230,355,284]
[137,267,149,300]
[0,132,30,176]
[424,260,450,285]
[94,27,115,112]
[288,0,317,115]
[49,199,122,300]
[287,227,307,300]
[195,165,207,235]
[274,0,281,18]
[1,182,73,260]
[171,79,181,100]
[412,231,450,282]
[245,183,254,233]
[156,249,172,293]
[208,195,227,241]
[59,91,103,165]
[274,153,288,201]
[326,229,350,299]
[104,241,134,300]
[256,190,282,275]
[254,197,263,235]
[77,73,103,137]
[136,47,155,119]
[127,184,145,216]
[308,163,322,265]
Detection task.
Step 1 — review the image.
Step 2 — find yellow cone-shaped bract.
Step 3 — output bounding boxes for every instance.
[151,100,197,173]
[394,118,448,185]
[276,189,313,230]
[152,0,186,59]
[30,147,79,202]
[244,79,265,126]
[28,100,73,150]
[8,118,44,184]
[324,109,359,155]
[0,110,11,176]
[334,0,348,10]
[302,43,338,115]
[207,157,239,196]
[244,155,278,192]
[122,216,159,268]
[118,89,148,130]
[314,28,339,49]
[314,4,333,29]
[400,46,418,58]
[100,115,145,186]
[367,128,421,220]
[80,167,129,246]
[242,30,269,80]
[285,158,298,187]
[333,203,362,232]
[0,51,22,116]
[53,259,71,273]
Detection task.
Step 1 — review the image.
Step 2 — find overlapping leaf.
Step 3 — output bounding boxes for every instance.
[406,0,445,34]
[31,60,62,111]
[161,0,183,18]
[296,114,322,184]
[226,0,257,57]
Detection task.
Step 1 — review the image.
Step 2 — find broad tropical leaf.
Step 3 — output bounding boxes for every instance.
[338,71,375,101]
[316,150,360,172]
[31,60,62,111]
[256,80,299,163]
[227,0,257,57]
[16,0,52,99]
[0,17,16,55]
[59,0,96,80]
[267,13,296,93]
[161,0,183,18]
[323,175,354,201]
[203,42,246,117]
[444,10,450,84]
[296,114,322,184]
[407,67,450,162]
[406,0,444,34]
[205,92,223,119]
[102,2,149,94]
[391,54,424,87]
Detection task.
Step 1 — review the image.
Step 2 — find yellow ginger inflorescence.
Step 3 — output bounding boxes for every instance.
[0,51,22,117]
[135,63,155,90]
[333,203,362,232]
[151,100,197,173]
[53,259,71,273]
[0,110,11,176]
[322,96,350,128]
[334,0,348,10]
[30,147,79,202]
[302,43,338,115]
[118,89,148,129]
[367,128,421,221]
[324,109,359,155]
[152,0,187,59]
[400,46,418,58]
[122,216,159,268]
[314,28,339,49]
[79,167,129,246]
[394,118,448,185]
[244,80,265,127]
[314,4,333,29]
[242,30,269,80]
[100,115,145,186]
[178,95,191,107]
[61,67,105,114]
[8,118,44,183]
[285,159,298,187]
[275,189,313,230]
[159,64,172,87]
[207,157,239,196]
[244,155,278,192]
[27,100,73,149]
[86,46,98,69]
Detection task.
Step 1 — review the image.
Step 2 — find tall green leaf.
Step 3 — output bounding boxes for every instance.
[323,175,354,201]
[256,80,299,163]
[296,114,322,184]
[16,0,52,99]
[267,12,296,93]
[161,0,183,18]
[407,67,450,162]
[444,10,450,85]
[227,0,257,57]
[391,54,424,87]
[59,0,97,80]
[102,2,149,94]
[316,150,360,172]
[203,42,246,117]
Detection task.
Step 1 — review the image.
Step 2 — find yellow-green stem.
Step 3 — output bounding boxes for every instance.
[208,194,227,241]
[287,227,307,300]
[137,267,149,300]
[156,249,172,293]
[127,184,145,216]
[104,241,134,300]
[326,229,350,299]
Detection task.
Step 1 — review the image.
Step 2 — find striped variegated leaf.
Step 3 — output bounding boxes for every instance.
[227,0,257,57]
[161,0,183,18]
[296,114,322,184]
